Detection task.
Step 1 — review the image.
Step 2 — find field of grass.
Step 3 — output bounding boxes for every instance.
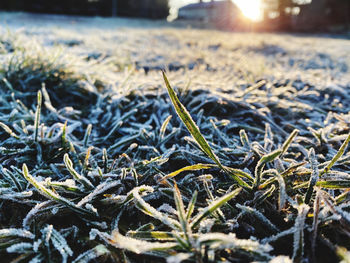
[0,12,350,263]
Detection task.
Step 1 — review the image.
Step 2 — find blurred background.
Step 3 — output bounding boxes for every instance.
[0,0,349,32]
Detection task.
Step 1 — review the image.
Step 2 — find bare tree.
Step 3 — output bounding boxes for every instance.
[263,0,301,30]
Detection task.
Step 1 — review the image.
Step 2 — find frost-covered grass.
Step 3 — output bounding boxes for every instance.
[0,12,350,263]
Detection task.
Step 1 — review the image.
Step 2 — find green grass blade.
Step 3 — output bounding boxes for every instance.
[64,153,94,190]
[172,231,191,250]
[262,169,286,210]
[173,184,192,246]
[321,133,350,175]
[186,190,197,221]
[254,149,282,189]
[163,71,223,168]
[281,129,299,155]
[159,115,172,140]
[159,163,216,182]
[316,180,350,189]
[174,184,188,232]
[223,166,254,181]
[127,231,175,241]
[62,121,68,148]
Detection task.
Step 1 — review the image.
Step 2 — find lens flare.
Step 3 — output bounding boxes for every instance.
[234,0,262,21]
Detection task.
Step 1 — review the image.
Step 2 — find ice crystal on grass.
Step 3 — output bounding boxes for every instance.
[0,229,35,239]
[197,232,272,257]
[6,242,33,253]
[292,204,310,261]
[42,225,73,263]
[72,244,110,263]
[236,204,279,233]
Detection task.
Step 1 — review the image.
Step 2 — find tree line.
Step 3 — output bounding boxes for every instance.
[262,0,350,31]
[0,0,169,19]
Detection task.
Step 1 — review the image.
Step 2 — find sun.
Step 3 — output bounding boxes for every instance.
[234,0,263,21]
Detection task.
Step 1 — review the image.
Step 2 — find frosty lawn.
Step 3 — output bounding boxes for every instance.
[0,13,350,263]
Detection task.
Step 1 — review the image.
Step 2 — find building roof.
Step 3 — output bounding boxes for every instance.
[179,1,233,11]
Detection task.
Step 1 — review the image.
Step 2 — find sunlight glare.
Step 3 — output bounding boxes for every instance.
[234,0,262,21]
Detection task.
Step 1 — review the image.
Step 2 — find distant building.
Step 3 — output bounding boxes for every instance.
[177,0,241,29]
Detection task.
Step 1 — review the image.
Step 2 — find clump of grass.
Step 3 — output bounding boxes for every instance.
[0,33,350,263]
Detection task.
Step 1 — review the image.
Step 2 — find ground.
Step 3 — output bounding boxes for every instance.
[0,12,350,263]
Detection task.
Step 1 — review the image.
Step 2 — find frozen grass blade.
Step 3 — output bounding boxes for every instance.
[242,80,266,96]
[254,149,282,189]
[174,184,189,235]
[72,244,110,263]
[64,153,94,190]
[131,186,182,230]
[281,129,299,156]
[160,164,216,182]
[239,129,250,147]
[102,148,108,173]
[109,231,177,254]
[0,228,35,239]
[0,122,19,139]
[127,231,175,241]
[22,164,93,216]
[292,204,309,262]
[236,204,279,233]
[173,183,193,248]
[62,121,68,148]
[186,190,197,221]
[191,187,242,229]
[166,253,191,263]
[223,166,254,182]
[262,169,286,210]
[163,72,222,168]
[304,148,319,204]
[83,124,92,148]
[160,115,172,140]
[311,190,321,258]
[6,242,33,253]
[316,180,350,189]
[34,90,42,142]
[83,146,93,171]
[44,225,73,262]
[1,77,15,92]
[163,72,251,188]
[197,232,272,257]
[255,184,276,206]
[321,133,350,175]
